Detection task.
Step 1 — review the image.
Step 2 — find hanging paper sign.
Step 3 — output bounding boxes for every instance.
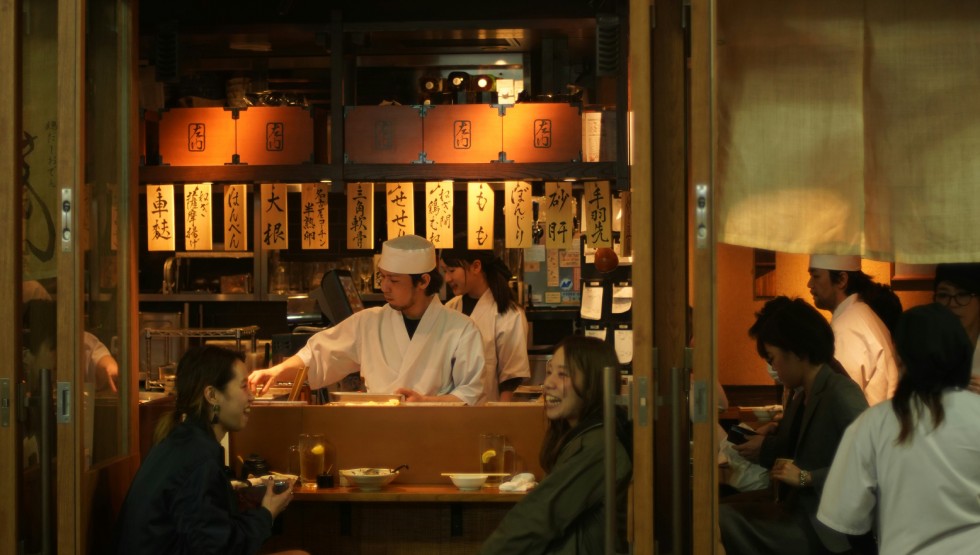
[346,182,374,250]
[544,182,574,250]
[504,181,533,249]
[467,182,494,249]
[261,183,289,250]
[386,182,415,238]
[425,180,453,248]
[301,183,330,250]
[223,184,248,251]
[585,181,612,248]
[183,183,213,251]
[147,184,176,251]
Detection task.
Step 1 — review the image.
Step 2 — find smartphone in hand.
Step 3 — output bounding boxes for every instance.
[727,424,757,445]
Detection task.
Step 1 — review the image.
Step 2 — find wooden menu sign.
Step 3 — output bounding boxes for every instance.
[544,182,574,250]
[147,184,176,251]
[301,183,330,250]
[183,183,213,251]
[261,183,289,250]
[346,182,374,250]
[504,181,533,249]
[584,181,612,248]
[467,182,494,249]
[386,182,415,239]
[425,180,453,248]
[224,184,248,251]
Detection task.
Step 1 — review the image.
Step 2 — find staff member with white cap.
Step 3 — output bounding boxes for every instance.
[248,235,486,405]
[807,254,899,405]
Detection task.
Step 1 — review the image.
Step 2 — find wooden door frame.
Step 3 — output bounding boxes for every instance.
[0,0,24,552]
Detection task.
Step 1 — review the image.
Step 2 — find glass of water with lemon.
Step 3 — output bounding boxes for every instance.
[479,433,506,483]
[299,433,325,489]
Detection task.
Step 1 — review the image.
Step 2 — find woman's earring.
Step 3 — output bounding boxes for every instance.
[210,404,221,424]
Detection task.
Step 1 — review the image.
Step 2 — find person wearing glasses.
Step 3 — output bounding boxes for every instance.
[933,263,980,393]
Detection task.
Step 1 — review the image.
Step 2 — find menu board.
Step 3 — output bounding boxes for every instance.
[346,182,374,250]
[147,184,175,251]
[183,183,213,251]
[261,183,289,250]
[585,181,612,248]
[386,182,415,238]
[504,180,533,248]
[301,182,330,250]
[224,184,248,251]
[544,182,574,250]
[425,180,453,248]
[467,182,494,249]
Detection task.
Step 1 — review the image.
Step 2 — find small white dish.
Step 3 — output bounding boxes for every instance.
[339,468,399,491]
[446,473,489,491]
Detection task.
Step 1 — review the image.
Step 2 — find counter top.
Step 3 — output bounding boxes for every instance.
[293,484,526,503]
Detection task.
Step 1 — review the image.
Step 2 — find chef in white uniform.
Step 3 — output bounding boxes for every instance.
[441,245,530,402]
[248,235,486,405]
[807,254,899,405]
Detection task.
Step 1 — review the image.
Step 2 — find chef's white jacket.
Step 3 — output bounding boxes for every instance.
[831,294,899,406]
[818,389,980,554]
[446,290,530,403]
[297,297,486,405]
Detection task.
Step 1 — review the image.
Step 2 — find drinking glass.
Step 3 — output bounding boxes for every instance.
[298,433,325,489]
[479,433,514,483]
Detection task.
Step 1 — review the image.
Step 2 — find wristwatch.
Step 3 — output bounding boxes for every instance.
[799,469,810,488]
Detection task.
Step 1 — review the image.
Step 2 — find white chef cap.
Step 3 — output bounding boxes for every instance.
[809,254,861,272]
[379,235,436,274]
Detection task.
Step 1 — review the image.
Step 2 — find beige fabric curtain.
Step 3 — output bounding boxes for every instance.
[716,0,980,263]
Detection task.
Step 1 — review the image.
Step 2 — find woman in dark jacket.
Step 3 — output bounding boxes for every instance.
[481,336,632,554]
[116,346,299,555]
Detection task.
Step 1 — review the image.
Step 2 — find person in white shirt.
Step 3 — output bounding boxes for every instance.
[933,263,980,392]
[807,254,900,405]
[248,235,486,405]
[818,303,980,555]
[441,245,529,402]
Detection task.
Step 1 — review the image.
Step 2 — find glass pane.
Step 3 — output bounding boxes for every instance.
[84,0,125,467]
[21,0,60,551]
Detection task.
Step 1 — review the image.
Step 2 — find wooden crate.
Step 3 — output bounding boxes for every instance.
[422,104,502,164]
[158,107,236,166]
[501,103,582,163]
[344,105,424,164]
[236,106,314,165]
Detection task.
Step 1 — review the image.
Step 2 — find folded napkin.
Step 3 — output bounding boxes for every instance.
[498,472,537,492]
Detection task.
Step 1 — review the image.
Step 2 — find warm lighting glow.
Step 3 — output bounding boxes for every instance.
[224,184,248,251]
[425,181,454,248]
[467,182,494,249]
[346,183,375,250]
[386,182,415,239]
[261,184,289,250]
[301,183,330,250]
[183,183,213,251]
[147,184,176,252]
[544,182,574,250]
[504,181,533,248]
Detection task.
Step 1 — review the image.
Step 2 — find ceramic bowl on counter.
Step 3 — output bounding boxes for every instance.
[339,468,400,491]
[446,473,489,491]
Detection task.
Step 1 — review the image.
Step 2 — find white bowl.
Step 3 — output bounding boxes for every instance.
[447,473,489,491]
[339,468,399,491]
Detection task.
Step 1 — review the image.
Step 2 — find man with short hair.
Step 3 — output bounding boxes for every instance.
[249,235,486,405]
[807,254,899,405]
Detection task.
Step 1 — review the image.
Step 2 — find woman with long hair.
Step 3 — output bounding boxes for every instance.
[818,303,980,553]
[441,244,530,402]
[117,346,301,555]
[480,336,632,553]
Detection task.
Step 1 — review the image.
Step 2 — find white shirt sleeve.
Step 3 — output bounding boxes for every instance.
[297,314,364,389]
[494,307,531,384]
[817,410,878,535]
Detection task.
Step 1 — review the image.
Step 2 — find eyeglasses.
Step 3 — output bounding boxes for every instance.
[933,291,978,307]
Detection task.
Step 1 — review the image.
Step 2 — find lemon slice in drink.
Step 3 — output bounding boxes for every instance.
[481,449,497,464]
[311,444,325,455]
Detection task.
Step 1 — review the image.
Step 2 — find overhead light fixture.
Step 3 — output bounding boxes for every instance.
[474,74,495,92]
[447,71,470,92]
[419,76,442,93]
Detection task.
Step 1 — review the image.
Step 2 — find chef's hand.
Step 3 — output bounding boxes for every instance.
[969,375,980,395]
[248,367,282,396]
[261,477,294,520]
[395,388,425,402]
[731,433,766,463]
[770,459,802,487]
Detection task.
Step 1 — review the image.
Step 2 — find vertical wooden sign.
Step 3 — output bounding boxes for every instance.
[585,181,612,248]
[346,182,374,250]
[425,180,453,248]
[504,181,533,248]
[301,183,330,250]
[147,184,176,251]
[544,182,574,250]
[261,183,289,250]
[183,183,213,251]
[467,182,494,249]
[224,184,248,251]
[386,182,415,239]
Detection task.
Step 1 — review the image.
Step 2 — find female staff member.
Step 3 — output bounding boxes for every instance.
[116,346,302,555]
[818,304,980,553]
[933,262,980,391]
[480,336,632,553]
[720,297,868,555]
[441,246,530,402]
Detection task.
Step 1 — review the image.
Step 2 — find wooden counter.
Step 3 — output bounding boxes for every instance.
[293,484,526,503]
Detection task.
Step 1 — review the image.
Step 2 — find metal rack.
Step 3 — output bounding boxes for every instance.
[142,326,260,384]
